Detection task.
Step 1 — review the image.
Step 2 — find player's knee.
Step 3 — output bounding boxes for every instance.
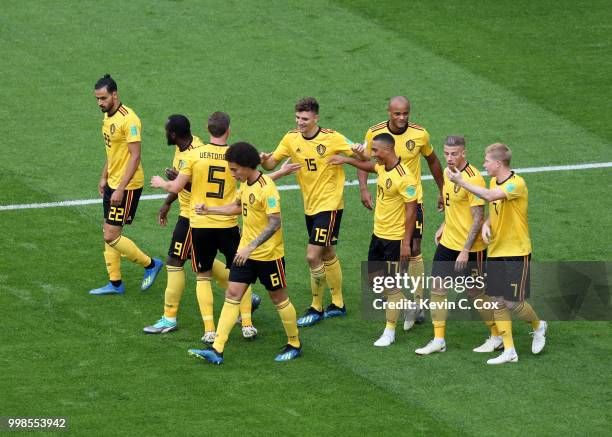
[268,289,288,305]
[321,246,336,261]
[503,299,520,311]
[166,256,184,268]
[305,252,322,267]
[103,227,121,244]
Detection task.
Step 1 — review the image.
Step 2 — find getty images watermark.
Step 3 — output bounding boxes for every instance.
[361,261,612,321]
[371,271,498,311]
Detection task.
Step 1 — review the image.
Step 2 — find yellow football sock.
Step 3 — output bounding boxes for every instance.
[512,301,541,330]
[211,259,229,289]
[212,298,241,353]
[309,264,326,312]
[409,254,425,304]
[276,298,300,348]
[240,286,253,327]
[473,292,499,336]
[163,266,185,319]
[385,290,406,330]
[108,236,151,267]
[196,277,215,332]
[324,256,344,308]
[431,292,448,339]
[494,307,514,350]
[103,243,121,281]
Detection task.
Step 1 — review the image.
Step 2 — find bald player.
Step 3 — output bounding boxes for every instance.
[358,96,444,328]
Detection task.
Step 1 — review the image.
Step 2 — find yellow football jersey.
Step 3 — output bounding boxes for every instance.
[373,161,418,240]
[179,142,238,229]
[238,173,284,261]
[102,104,144,190]
[440,163,487,252]
[272,128,353,215]
[488,172,532,257]
[172,136,204,218]
[364,121,434,203]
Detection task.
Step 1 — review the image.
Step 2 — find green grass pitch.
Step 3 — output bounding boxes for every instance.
[1,0,611,435]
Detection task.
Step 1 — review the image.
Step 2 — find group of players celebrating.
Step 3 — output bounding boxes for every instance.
[91,74,547,365]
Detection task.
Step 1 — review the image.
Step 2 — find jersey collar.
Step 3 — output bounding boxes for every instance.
[107,102,123,118]
[385,157,402,172]
[301,127,321,141]
[247,171,263,186]
[496,171,515,185]
[386,120,409,135]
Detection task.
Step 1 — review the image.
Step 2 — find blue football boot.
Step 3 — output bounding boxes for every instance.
[296,307,324,327]
[188,347,224,365]
[274,344,302,362]
[89,282,125,295]
[141,258,163,291]
[323,303,346,319]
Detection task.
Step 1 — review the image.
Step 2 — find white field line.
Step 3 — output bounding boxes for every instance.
[1,161,611,212]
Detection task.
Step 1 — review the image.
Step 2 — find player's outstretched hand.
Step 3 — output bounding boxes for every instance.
[150,175,166,189]
[260,152,273,162]
[280,158,302,176]
[327,155,346,165]
[165,168,179,180]
[158,203,170,226]
[351,143,366,157]
[446,166,462,183]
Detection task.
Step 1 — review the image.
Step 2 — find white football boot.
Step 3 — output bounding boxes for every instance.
[487,348,518,365]
[373,328,395,347]
[531,320,548,354]
[415,338,446,355]
[473,336,503,353]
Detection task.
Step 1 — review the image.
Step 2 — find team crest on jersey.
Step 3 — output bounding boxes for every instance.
[406,140,415,151]
[385,178,392,189]
[110,124,116,134]
[316,144,326,156]
[249,193,256,205]
[453,183,460,193]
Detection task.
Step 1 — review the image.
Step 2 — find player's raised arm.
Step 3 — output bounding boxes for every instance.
[150,173,190,194]
[447,167,506,202]
[267,158,302,181]
[195,199,242,216]
[328,155,376,173]
[260,152,279,170]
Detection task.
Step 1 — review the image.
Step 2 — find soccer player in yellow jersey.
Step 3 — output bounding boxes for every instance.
[358,96,444,328]
[89,74,162,295]
[143,115,261,336]
[151,113,298,342]
[188,142,301,364]
[448,143,547,364]
[260,97,362,327]
[329,133,418,346]
[415,136,497,355]
[150,113,258,342]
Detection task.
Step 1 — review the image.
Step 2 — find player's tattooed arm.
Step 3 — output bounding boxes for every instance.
[234,213,281,266]
[464,205,484,250]
[455,205,484,271]
[195,199,241,216]
[249,213,281,249]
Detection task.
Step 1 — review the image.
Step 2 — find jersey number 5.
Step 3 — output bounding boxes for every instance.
[206,166,226,199]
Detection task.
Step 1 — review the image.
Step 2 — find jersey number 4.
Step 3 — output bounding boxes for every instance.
[206,166,226,199]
